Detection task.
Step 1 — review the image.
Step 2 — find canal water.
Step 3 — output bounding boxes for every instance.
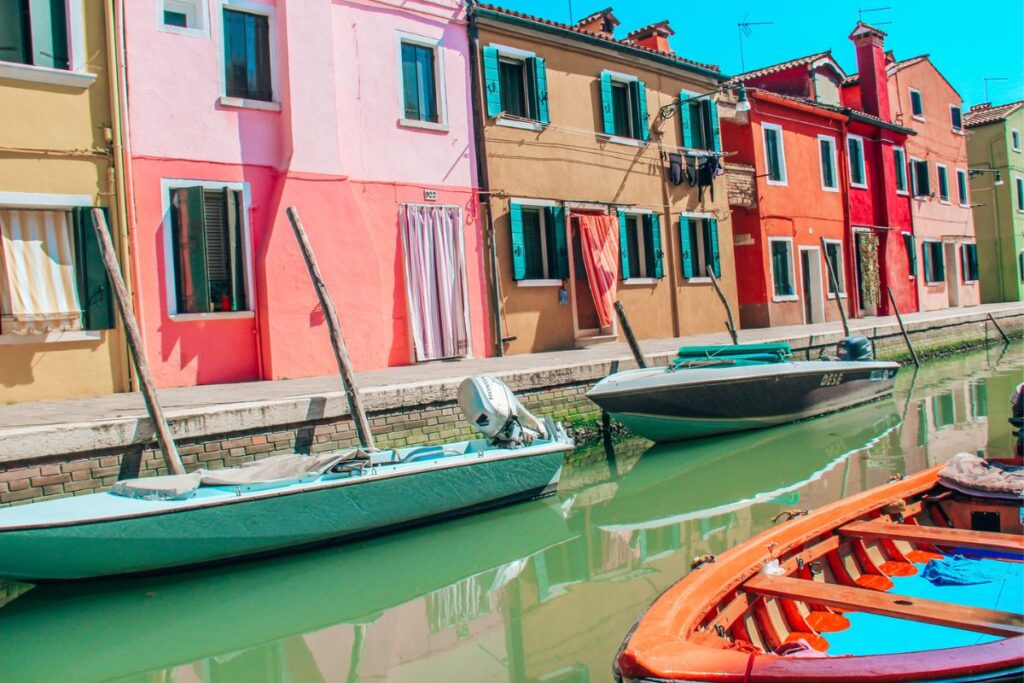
[0,344,1020,683]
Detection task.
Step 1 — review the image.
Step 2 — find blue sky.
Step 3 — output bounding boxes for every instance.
[490,1,1024,107]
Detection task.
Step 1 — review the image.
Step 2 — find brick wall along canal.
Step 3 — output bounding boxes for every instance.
[0,343,1020,683]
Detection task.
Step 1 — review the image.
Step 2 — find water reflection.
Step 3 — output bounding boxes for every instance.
[0,344,1020,683]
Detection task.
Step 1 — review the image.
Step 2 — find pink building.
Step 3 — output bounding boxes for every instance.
[121,0,487,388]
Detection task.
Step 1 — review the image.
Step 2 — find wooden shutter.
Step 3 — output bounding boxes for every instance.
[679,92,693,148]
[904,234,917,277]
[28,0,68,69]
[71,207,115,330]
[0,2,29,64]
[529,56,550,124]
[630,81,649,141]
[545,205,568,278]
[772,243,784,295]
[921,241,932,282]
[226,189,247,311]
[482,47,502,118]
[706,218,721,277]
[618,212,630,279]
[647,214,663,278]
[706,100,721,152]
[172,187,211,313]
[934,244,945,281]
[600,72,615,136]
[765,129,780,180]
[679,218,694,278]
[509,203,526,280]
[969,245,979,281]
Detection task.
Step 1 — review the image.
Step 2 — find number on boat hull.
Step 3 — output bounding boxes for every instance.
[820,372,844,387]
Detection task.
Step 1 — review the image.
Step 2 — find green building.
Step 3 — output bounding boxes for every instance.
[965,100,1024,302]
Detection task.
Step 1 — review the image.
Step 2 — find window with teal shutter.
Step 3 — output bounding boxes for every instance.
[0,2,30,65]
[912,159,930,197]
[961,243,979,282]
[600,72,615,135]
[922,241,945,283]
[618,212,632,279]
[545,206,568,278]
[705,219,720,277]
[71,207,115,331]
[937,165,949,202]
[0,0,68,69]
[848,137,866,186]
[509,203,526,280]
[679,218,694,278]
[770,240,794,297]
[764,127,784,182]
[678,92,694,148]
[646,214,664,278]
[956,169,968,205]
[610,81,631,137]
[894,148,908,193]
[677,93,718,151]
[482,47,502,118]
[520,208,545,279]
[903,233,917,277]
[629,81,649,141]
[819,137,837,189]
[530,56,550,124]
[707,101,721,152]
[910,89,924,117]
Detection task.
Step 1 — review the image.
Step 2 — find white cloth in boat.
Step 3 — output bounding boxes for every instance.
[111,450,371,501]
[939,452,1024,500]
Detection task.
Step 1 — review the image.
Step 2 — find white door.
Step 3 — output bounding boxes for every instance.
[944,242,960,308]
[800,247,825,324]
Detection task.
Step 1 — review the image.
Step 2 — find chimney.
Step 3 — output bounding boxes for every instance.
[626,21,674,53]
[575,7,619,40]
[849,22,891,120]
[969,102,991,112]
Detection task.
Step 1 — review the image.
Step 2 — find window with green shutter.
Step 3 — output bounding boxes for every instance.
[509,203,566,281]
[922,241,945,283]
[819,136,837,190]
[903,233,917,277]
[763,124,786,184]
[950,105,962,132]
[824,240,845,295]
[848,136,866,187]
[678,94,720,151]
[912,159,930,197]
[909,88,924,117]
[71,207,115,330]
[937,165,950,202]
[1016,177,1024,211]
[484,47,549,124]
[961,243,979,282]
[619,213,663,280]
[894,148,908,193]
[400,41,439,123]
[956,169,968,206]
[223,8,272,102]
[770,239,795,298]
[679,217,719,279]
[0,0,68,69]
[602,72,648,140]
[170,187,249,314]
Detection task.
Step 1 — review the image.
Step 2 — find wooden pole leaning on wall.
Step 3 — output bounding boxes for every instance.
[886,285,920,367]
[286,207,376,449]
[90,209,185,475]
[613,301,648,369]
[987,314,1010,344]
[706,265,739,345]
[819,236,851,338]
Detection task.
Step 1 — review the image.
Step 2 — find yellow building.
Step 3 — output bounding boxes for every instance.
[0,1,129,403]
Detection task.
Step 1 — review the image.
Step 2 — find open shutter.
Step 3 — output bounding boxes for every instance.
[226,189,247,311]
[679,218,694,279]
[71,207,115,331]
[921,242,932,282]
[483,47,502,118]
[509,203,526,280]
[0,2,29,64]
[904,234,917,277]
[679,92,693,148]
[28,0,68,69]
[545,205,568,278]
[617,212,630,280]
[172,187,211,313]
[706,100,721,152]
[970,245,979,281]
[529,56,550,125]
[706,218,721,277]
[630,81,649,141]
[648,215,663,278]
[600,72,615,136]
[935,245,945,281]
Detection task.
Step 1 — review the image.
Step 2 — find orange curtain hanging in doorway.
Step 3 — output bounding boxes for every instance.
[575,213,618,329]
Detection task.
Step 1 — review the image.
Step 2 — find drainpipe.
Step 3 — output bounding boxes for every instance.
[467,1,504,356]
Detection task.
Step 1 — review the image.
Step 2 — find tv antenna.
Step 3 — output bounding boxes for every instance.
[858,7,892,25]
[737,16,774,72]
[983,77,1008,102]
[567,0,573,24]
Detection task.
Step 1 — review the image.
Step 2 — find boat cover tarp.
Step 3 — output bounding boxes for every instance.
[111,450,371,501]
[676,343,792,360]
[938,452,1024,500]
[921,555,1021,586]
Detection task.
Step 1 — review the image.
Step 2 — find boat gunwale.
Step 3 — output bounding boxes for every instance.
[0,439,572,533]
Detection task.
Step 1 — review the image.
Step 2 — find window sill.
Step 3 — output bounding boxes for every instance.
[158,24,209,38]
[516,279,562,288]
[951,128,964,136]
[850,182,868,190]
[822,185,840,193]
[495,117,544,132]
[622,277,658,285]
[0,330,102,346]
[896,189,909,196]
[399,118,449,132]
[218,96,281,112]
[0,62,96,89]
[169,311,256,321]
[958,202,970,208]
[765,179,788,187]
[685,277,711,284]
[939,199,951,205]
[602,135,646,148]
[826,292,848,300]
[773,295,799,302]
[912,115,926,122]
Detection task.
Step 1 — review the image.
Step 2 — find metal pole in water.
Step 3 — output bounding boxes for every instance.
[706,265,739,345]
[987,314,1010,344]
[886,285,920,367]
[613,301,648,369]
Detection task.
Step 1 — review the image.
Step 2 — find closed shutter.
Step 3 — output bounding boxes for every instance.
[970,245,979,281]
[648,214,663,278]
[679,218,693,278]
[530,56,550,124]
[938,166,949,200]
[922,242,932,282]
[28,0,68,69]
[765,129,780,180]
[679,92,693,148]
[0,2,29,64]
[71,207,115,330]
[482,47,502,118]
[916,161,930,196]
[509,203,526,280]
[171,187,211,313]
[600,72,615,136]
[904,234,917,277]
[934,244,945,281]
[202,189,233,312]
[706,219,720,277]
[618,212,630,279]
[545,205,568,278]
[630,80,649,141]
[706,100,721,152]
[225,189,247,311]
[772,244,784,295]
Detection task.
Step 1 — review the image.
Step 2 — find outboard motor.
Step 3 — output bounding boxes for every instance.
[458,376,549,447]
[836,335,874,362]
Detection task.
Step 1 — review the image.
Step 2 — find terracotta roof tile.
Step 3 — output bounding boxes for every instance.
[844,54,931,86]
[964,100,1024,127]
[626,20,674,40]
[727,51,832,84]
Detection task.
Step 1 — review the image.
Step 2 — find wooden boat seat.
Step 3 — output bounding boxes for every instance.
[839,519,1024,555]
[743,574,1024,638]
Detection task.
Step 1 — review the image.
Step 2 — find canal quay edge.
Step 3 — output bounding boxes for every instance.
[0,304,1020,508]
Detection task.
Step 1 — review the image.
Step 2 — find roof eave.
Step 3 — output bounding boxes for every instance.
[845,109,917,135]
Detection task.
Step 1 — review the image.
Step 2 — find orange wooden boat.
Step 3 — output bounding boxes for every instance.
[614,455,1024,682]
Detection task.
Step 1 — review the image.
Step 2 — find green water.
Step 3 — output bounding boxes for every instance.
[0,344,1020,683]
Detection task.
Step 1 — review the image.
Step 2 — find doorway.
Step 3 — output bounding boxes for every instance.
[799,246,825,324]
[854,230,879,317]
[567,212,617,346]
[944,242,960,308]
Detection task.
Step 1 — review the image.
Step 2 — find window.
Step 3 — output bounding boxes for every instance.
[818,135,838,191]
[169,187,250,314]
[936,164,950,203]
[1016,177,1024,212]
[161,0,207,32]
[911,158,930,197]
[400,38,441,124]
[678,93,721,152]
[223,7,272,102]
[618,212,663,280]
[848,135,867,188]
[679,217,720,279]
[600,71,649,141]
[823,239,845,296]
[950,105,962,133]
[1020,251,1024,282]
[0,0,68,69]
[961,243,979,282]
[482,46,549,125]
[1012,129,1021,153]
[762,123,787,185]
[921,240,945,284]
[769,239,796,299]
[894,147,908,194]
[0,206,114,335]
[903,232,917,278]
[909,88,924,118]
[956,169,969,206]
[509,203,567,281]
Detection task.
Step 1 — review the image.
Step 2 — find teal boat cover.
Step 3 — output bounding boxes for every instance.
[673,343,792,368]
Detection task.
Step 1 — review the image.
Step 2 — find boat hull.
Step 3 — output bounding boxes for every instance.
[589,360,898,442]
[0,446,567,581]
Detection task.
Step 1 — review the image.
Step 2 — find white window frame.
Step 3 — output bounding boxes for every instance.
[1016,176,1024,213]
[847,134,867,189]
[160,178,256,320]
[768,237,798,302]
[936,163,950,204]
[0,0,94,88]
[1012,129,1021,153]
[949,104,963,134]
[762,123,788,187]
[909,87,925,121]
[679,211,716,283]
[894,146,909,195]
[619,208,657,284]
[910,156,928,198]
[395,32,448,132]
[817,134,839,192]
[956,168,969,207]
[511,198,560,287]
[922,239,944,284]
[158,0,210,37]
[602,69,643,147]
[216,0,281,112]
[822,238,846,298]
[962,242,978,283]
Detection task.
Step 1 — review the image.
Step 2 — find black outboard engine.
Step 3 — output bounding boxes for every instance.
[836,335,873,361]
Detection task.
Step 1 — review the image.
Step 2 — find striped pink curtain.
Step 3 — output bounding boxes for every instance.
[400,204,469,361]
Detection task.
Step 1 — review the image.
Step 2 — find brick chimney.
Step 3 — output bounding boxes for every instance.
[849,22,891,121]
[575,8,619,39]
[969,102,991,112]
[626,21,674,53]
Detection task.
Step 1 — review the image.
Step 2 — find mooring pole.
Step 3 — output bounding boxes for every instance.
[90,209,184,475]
[706,265,739,345]
[886,285,920,367]
[987,314,1010,344]
[286,207,376,448]
[819,237,851,337]
[613,300,648,369]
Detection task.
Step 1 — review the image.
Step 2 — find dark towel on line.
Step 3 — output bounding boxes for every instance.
[668,152,684,185]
